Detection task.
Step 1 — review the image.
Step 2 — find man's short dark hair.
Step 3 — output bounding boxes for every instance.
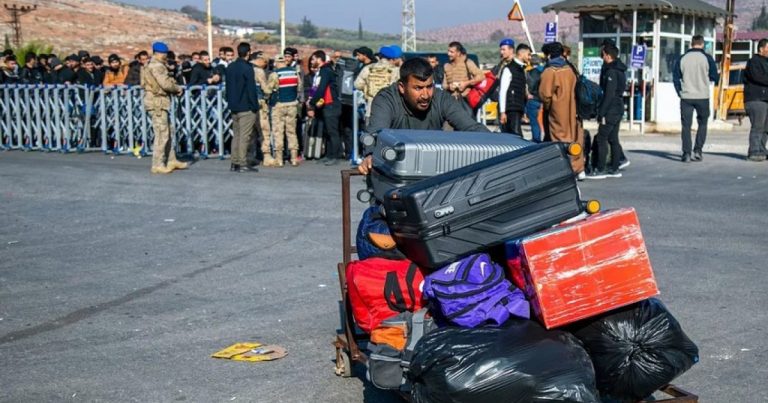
[199,50,209,58]
[311,50,326,62]
[219,46,227,53]
[543,42,564,58]
[516,44,531,53]
[82,57,93,64]
[692,35,705,47]
[759,38,768,51]
[191,52,200,57]
[603,43,619,59]
[137,50,149,59]
[448,41,466,55]
[237,42,250,58]
[399,57,433,83]
[223,46,234,54]
[426,54,437,59]
[5,54,16,62]
[25,52,36,64]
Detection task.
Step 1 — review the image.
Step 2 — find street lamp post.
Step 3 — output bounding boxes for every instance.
[206,0,213,57]
[280,0,286,53]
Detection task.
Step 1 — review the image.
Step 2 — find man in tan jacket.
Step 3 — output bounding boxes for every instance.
[443,41,484,112]
[539,42,585,176]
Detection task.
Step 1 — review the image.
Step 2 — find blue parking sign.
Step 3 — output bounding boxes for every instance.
[631,45,646,69]
[544,22,557,43]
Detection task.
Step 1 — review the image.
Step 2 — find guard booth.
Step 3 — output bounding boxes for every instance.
[542,0,728,131]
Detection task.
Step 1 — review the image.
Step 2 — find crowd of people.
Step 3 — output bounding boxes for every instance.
[4,32,764,175]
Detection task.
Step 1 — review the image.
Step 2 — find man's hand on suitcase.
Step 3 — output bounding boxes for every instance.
[358,155,373,175]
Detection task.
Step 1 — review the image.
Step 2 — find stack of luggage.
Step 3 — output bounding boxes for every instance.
[345,129,699,403]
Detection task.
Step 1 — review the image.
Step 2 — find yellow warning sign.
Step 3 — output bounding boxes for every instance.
[508,2,524,21]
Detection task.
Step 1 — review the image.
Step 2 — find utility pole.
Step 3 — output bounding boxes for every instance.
[206,0,213,57]
[280,0,285,54]
[718,0,735,121]
[402,0,416,52]
[4,3,37,48]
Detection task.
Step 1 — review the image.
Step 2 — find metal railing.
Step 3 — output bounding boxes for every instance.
[0,84,233,159]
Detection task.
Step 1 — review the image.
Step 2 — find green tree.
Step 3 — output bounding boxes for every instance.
[13,41,54,67]
[489,29,506,44]
[753,3,768,30]
[298,16,318,38]
[358,18,363,40]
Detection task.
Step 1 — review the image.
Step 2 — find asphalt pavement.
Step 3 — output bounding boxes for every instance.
[1,132,767,402]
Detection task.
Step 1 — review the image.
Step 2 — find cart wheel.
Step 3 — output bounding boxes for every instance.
[334,349,353,378]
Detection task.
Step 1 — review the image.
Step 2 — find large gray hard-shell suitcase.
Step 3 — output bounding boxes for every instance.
[381,143,584,269]
[362,129,532,201]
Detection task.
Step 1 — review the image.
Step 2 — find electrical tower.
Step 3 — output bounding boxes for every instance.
[4,3,37,48]
[402,0,416,52]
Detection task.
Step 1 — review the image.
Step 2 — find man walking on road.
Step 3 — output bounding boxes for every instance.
[141,42,188,175]
[587,43,627,180]
[499,43,532,136]
[225,42,260,173]
[308,50,343,166]
[673,35,719,163]
[744,38,768,162]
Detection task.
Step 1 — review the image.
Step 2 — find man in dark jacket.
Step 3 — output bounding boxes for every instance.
[673,35,719,162]
[77,57,99,86]
[125,51,149,86]
[526,55,545,143]
[307,50,344,166]
[19,53,44,84]
[225,42,260,173]
[58,54,80,84]
[91,56,106,85]
[587,43,627,180]
[358,57,489,174]
[189,51,220,86]
[745,38,768,161]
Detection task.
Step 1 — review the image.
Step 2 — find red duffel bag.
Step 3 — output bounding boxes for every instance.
[467,70,497,109]
[346,257,426,333]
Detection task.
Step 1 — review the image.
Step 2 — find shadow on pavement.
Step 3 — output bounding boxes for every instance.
[704,152,747,161]
[628,150,681,162]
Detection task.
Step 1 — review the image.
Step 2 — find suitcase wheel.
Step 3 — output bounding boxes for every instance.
[585,200,601,215]
[334,348,353,378]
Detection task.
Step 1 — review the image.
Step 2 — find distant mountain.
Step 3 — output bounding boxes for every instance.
[420,1,763,46]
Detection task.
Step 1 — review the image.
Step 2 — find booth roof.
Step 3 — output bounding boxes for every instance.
[542,0,728,18]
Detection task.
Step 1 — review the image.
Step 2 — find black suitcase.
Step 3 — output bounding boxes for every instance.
[381,143,584,269]
[363,129,532,201]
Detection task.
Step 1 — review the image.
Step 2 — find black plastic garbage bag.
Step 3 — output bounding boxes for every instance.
[408,319,600,403]
[568,298,699,401]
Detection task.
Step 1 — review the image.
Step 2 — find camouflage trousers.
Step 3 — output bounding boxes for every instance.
[258,100,273,154]
[271,101,299,152]
[149,109,178,168]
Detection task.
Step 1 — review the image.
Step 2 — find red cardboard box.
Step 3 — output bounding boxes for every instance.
[505,208,659,329]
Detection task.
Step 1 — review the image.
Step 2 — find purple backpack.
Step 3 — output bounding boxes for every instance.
[423,253,530,328]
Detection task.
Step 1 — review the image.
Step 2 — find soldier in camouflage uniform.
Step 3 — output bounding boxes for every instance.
[354,46,400,121]
[272,55,303,166]
[141,42,187,174]
[250,54,279,166]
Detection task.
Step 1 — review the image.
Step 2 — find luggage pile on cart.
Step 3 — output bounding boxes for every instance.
[334,130,700,402]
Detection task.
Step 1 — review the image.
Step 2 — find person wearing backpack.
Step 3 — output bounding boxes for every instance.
[539,42,585,175]
[443,42,484,114]
[354,46,399,121]
[587,43,627,180]
[499,44,532,136]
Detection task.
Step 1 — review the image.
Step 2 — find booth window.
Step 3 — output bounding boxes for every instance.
[659,38,682,82]
[583,13,618,34]
[661,14,683,33]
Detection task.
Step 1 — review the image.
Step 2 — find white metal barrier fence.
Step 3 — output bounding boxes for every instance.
[0,84,233,159]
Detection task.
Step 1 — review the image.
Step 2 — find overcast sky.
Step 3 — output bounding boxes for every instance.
[119,0,552,33]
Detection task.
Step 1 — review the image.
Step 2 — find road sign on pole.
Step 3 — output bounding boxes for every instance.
[631,45,646,69]
[508,2,524,21]
[544,22,557,43]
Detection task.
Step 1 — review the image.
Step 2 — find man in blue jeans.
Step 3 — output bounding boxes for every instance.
[525,55,545,142]
[673,35,719,163]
